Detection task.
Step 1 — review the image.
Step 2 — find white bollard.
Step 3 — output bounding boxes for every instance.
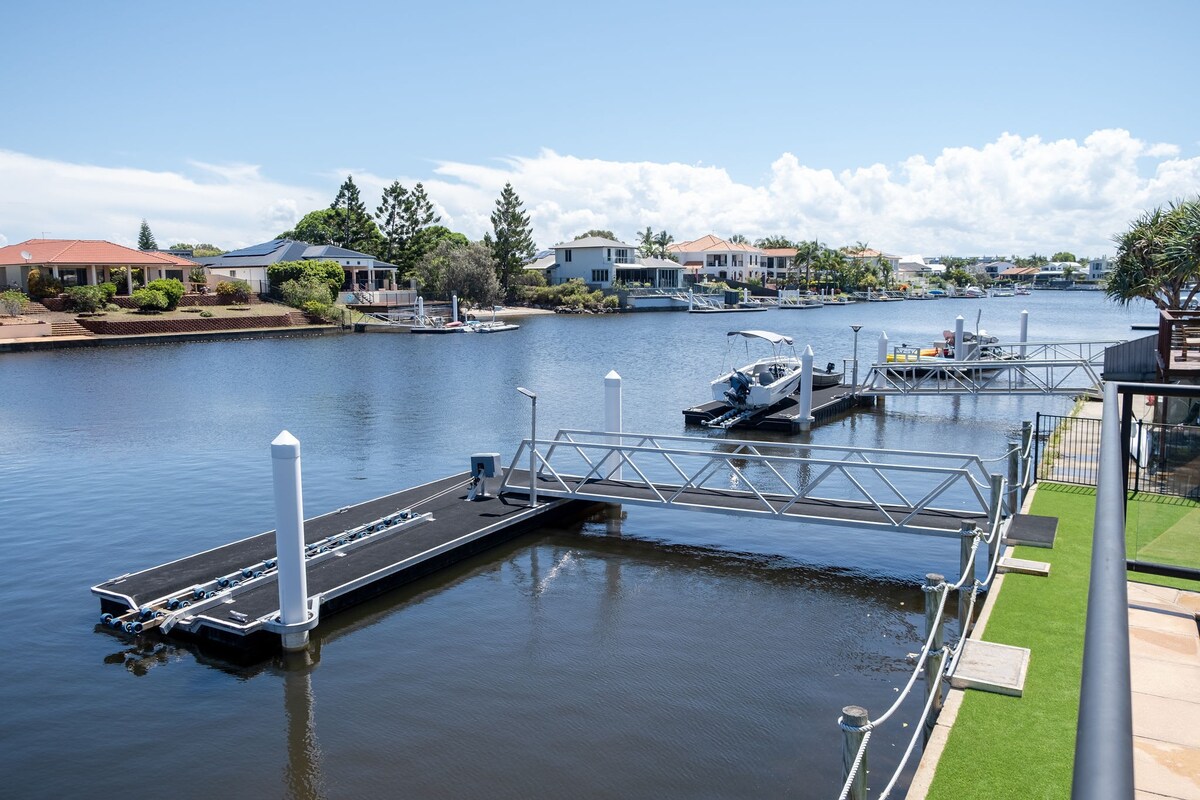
[452,293,459,323]
[417,296,424,321]
[798,346,815,431]
[688,290,694,312]
[876,331,889,388]
[954,315,966,361]
[604,370,623,480]
[271,431,310,651]
[1019,309,1029,359]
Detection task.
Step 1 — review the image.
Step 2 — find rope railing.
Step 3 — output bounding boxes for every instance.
[835,470,1012,799]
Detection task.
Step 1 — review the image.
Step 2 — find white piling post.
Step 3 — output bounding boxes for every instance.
[798,346,815,431]
[604,370,623,480]
[688,290,694,312]
[875,331,888,388]
[1019,309,1029,359]
[452,293,459,323]
[271,431,310,652]
[417,296,424,321]
[954,315,966,361]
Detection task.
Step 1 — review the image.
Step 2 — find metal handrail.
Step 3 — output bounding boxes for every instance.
[1071,381,1134,799]
[499,429,1000,534]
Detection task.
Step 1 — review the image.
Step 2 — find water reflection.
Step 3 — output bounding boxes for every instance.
[281,648,324,800]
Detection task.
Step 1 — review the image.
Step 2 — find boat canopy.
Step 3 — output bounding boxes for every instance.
[727,330,794,345]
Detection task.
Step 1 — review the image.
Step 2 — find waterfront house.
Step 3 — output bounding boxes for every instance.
[0,239,199,293]
[762,248,798,285]
[548,236,682,289]
[844,247,902,284]
[199,239,398,293]
[668,235,766,283]
[1088,256,1113,281]
[979,260,1017,279]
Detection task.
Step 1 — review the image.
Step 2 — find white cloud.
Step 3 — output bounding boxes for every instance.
[0,150,324,249]
[2,130,1197,257]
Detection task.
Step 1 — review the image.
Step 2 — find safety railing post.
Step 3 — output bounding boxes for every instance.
[840,705,869,800]
[923,573,945,742]
[958,524,975,631]
[1020,420,1033,507]
[1007,443,1019,516]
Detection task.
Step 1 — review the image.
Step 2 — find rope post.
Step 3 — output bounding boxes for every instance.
[840,705,869,800]
[958,524,975,632]
[988,473,1004,566]
[1007,443,1020,517]
[923,573,945,743]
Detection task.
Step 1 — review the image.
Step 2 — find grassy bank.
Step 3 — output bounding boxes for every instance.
[925,483,1200,798]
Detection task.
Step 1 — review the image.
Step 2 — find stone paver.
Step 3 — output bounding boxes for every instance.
[1131,585,1200,800]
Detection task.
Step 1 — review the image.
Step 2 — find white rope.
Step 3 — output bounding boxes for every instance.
[877,646,952,799]
[835,728,873,800]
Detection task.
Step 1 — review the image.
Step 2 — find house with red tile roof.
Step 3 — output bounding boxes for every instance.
[667,235,767,283]
[0,239,198,294]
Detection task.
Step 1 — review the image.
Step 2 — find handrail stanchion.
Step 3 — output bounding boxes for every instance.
[840,705,869,800]
[923,573,945,743]
[1071,382,1134,799]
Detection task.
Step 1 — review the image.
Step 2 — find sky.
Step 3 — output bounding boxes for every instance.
[1,0,1198,257]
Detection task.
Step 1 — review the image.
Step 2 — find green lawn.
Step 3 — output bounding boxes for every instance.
[924,483,1200,798]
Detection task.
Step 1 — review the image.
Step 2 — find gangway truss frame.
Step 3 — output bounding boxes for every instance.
[499,430,1007,540]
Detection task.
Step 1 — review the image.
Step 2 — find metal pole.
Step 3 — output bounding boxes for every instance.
[1007,444,1020,517]
[604,370,623,480]
[1071,381,1134,800]
[1019,309,1029,359]
[954,315,966,361]
[452,292,459,323]
[850,325,862,392]
[271,430,310,651]
[988,473,1004,567]
[840,705,869,800]
[798,345,814,431]
[530,395,537,507]
[875,331,888,389]
[923,572,945,742]
[1020,420,1033,509]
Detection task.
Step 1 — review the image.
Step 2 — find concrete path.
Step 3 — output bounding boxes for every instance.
[1128,581,1200,799]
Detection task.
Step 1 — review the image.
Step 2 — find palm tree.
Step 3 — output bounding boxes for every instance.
[637,226,656,258]
[793,239,822,289]
[653,230,675,259]
[1107,198,1200,309]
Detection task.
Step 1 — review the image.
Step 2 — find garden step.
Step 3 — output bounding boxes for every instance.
[286,311,310,325]
[50,320,95,337]
[23,301,50,314]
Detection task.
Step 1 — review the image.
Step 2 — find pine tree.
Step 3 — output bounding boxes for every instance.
[329,175,376,252]
[137,219,157,251]
[376,181,440,276]
[486,182,535,291]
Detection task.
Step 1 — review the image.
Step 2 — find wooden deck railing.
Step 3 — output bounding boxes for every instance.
[1157,308,1200,381]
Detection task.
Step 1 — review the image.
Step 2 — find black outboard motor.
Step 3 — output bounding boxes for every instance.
[724,371,752,407]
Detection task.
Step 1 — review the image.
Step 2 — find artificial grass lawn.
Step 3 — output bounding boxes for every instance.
[1126,492,1200,571]
[925,483,1199,798]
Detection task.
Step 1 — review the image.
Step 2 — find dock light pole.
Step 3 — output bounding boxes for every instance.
[517,387,537,507]
[850,324,863,392]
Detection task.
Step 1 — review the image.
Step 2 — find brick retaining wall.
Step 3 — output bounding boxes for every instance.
[42,294,260,311]
[77,314,301,336]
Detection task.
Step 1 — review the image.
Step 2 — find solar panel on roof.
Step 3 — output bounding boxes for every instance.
[225,240,284,257]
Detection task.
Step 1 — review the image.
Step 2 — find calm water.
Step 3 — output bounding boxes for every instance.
[0,292,1149,798]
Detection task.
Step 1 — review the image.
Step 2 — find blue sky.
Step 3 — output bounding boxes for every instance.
[2,0,1197,255]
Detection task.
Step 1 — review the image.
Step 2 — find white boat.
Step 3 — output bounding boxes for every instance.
[992,288,1015,297]
[962,285,986,298]
[710,330,840,411]
[1015,287,1032,296]
[463,306,520,333]
[821,295,856,305]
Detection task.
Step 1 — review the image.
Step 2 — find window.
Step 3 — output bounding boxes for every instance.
[591,269,609,283]
[607,248,612,261]
[564,250,573,262]
[229,270,237,278]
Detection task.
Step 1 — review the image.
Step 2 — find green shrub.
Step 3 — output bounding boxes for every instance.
[108,267,144,294]
[104,303,121,312]
[26,270,62,301]
[216,280,251,304]
[280,276,334,308]
[188,266,207,285]
[64,285,106,313]
[300,300,336,322]
[1,290,29,316]
[267,260,344,299]
[146,278,185,310]
[132,288,168,312]
[199,310,214,318]
[602,294,620,310]
[97,282,117,302]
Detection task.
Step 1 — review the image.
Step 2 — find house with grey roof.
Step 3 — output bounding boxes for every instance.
[549,236,682,289]
[200,239,398,291]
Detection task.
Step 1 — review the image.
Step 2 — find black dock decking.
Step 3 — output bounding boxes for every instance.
[682,384,869,431]
[93,473,592,653]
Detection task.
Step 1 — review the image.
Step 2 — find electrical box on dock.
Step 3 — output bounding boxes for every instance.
[470,453,501,478]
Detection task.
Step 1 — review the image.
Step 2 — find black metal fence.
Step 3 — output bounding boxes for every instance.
[1035,408,1200,500]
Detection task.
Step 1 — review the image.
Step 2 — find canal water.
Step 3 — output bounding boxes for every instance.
[0,292,1149,798]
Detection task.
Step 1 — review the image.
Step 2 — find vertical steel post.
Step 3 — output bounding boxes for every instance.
[604,370,623,480]
[451,292,459,323]
[1007,444,1020,517]
[798,346,815,431]
[954,315,966,361]
[924,573,945,742]
[1019,309,1029,359]
[271,430,310,651]
[988,473,1004,567]
[875,331,888,389]
[1020,420,1033,509]
[840,705,869,800]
